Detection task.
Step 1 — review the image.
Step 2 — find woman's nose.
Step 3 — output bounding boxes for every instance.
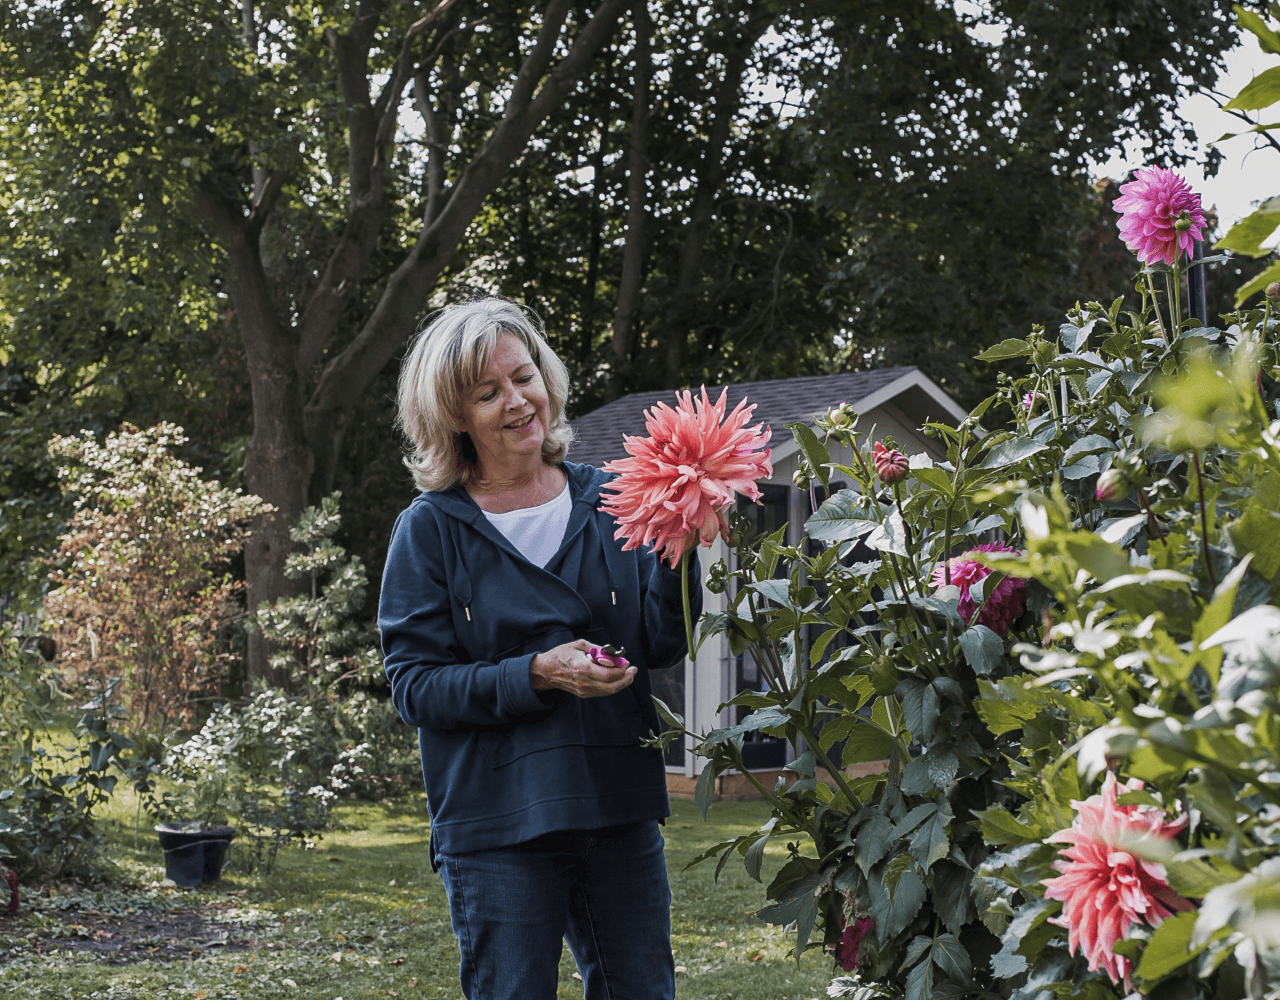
[501,381,524,407]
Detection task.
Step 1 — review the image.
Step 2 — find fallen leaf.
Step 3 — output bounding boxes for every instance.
[749,952,763,962]
[390,959,404,966]
[233,965,249,974]
[715,941,728,948]
[674,966,687,974]
[330,951,344,963]
[409,978,418,987]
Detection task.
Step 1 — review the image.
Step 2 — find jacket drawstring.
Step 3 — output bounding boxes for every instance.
[449,522,473,623]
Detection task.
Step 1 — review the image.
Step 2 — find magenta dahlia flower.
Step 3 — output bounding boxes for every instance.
[600,387,772,567]
[930,542,1026,635]
[1113,167,1206,266]
[834,915,873,971]
[1042,773,1192,989]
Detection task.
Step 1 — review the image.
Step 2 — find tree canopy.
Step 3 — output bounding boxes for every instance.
[0,1,1243,638]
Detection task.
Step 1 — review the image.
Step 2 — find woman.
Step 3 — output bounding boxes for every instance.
[379,297,699,1000]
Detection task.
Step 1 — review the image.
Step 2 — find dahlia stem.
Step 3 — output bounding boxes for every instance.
[1138,489,1166,544]
[1170,257,1184,332]
[1192,452,1217,588]
[1145,273,1170,345]
[680,547,696,662]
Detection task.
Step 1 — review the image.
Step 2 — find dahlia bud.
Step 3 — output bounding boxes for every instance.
[1174,211,1194,233]
[1095,468,1130,502]
[1266,282,1280,302]
[792,468,810,490]
[827,407,847,428]
[872,442,908,484]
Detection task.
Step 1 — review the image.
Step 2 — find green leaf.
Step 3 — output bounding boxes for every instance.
[868,860,926,941]
[748,578,792,606]
[972,804,1040,847]
[694,761,721,820]
[911,466,955,495]
[1062,433,1115,463]
[805,491,880,544]
[856,815,894,874]
[897,677,939,744]
[842,724,896,764]
[757,869,825,957]
[931,932,973,985]
[1223,65,1280,111]
[1237,5,1280,53]
[744,823,775,883]
[981,436,1049,469]
[975,339,1033,361]
[909,800,953,870]
[905,957,934,1000]
[1135,911,1200,982]
[932,862,975,935]
[958,624,1005,675]
[1233,258,1280,307]
[866,509,909,557]
[702,707,790,749]
[652,695,685,730]
[1229,504,1280,578]
[787,421,832,488]
[1215,197,1280,256]
[901,748,958,795]
[1164,856,1242,898]
[891,802,940,839]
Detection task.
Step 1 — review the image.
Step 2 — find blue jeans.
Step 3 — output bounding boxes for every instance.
[436,820,675,1000]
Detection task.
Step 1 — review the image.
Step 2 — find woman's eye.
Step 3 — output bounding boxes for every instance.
[479,391,497,402]
[517,373,535,384]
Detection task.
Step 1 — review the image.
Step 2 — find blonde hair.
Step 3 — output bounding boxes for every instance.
[397,298,573,492]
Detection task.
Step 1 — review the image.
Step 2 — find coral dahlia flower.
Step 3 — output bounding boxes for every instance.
[1113,167,1206,266]
[1043,772,1192,989]
[601,387,772,567]
[930,542,1026,635]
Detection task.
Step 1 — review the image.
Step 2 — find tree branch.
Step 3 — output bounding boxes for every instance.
[303,0,629,486]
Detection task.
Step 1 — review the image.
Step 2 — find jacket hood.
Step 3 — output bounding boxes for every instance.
[411,462,612,524]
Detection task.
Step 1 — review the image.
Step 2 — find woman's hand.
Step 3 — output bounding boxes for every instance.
[530,640,637,697]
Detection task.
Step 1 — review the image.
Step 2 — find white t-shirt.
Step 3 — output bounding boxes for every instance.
[481,483,572,568]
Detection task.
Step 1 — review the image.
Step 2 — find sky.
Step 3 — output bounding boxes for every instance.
[1091,32,1278,240]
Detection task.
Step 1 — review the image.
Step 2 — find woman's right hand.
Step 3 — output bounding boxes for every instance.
[530,640,637,698]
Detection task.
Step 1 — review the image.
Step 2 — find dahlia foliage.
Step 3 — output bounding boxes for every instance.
[601,387,773,568]
[1113,166,1207,266]
[930,542,1027,636]
[1043,774,1192,988]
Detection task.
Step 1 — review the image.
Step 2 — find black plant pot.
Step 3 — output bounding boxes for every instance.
[155,823,236,887]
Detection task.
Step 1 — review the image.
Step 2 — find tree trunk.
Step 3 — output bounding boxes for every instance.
[606,2,651,403]
[661,14,769,388]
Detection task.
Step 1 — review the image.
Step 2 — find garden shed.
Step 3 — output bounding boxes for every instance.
[570,366,967,797]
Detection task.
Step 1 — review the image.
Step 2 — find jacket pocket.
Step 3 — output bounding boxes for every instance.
[478,628,643,768]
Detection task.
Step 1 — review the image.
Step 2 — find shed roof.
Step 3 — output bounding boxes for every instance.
[569,366,965,467]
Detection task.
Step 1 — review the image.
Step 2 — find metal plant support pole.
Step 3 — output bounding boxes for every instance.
[1188,237,1208,325]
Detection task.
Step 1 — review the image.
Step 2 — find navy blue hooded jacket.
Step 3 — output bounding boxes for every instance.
[379,462,700,860]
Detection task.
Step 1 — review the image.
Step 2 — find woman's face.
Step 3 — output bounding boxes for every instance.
[459,333,551,473]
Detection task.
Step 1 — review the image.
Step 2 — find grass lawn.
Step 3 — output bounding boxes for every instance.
[0,790,837,1000]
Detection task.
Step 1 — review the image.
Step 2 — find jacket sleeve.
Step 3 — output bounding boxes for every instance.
[378,505,553,732]
[637,542,702,671]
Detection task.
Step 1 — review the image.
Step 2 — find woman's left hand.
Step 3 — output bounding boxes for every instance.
[530,640,638,698]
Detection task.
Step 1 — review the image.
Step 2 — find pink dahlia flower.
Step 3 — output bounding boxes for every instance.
[1043,772,1193,989]
[834,915,873,971]
[930,542,1026,635]
[601,387,772,567]
[1021,391,1043,411]
[1113,167,1206,266]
